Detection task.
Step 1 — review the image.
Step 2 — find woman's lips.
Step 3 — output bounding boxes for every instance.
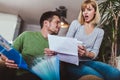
[84,15,89,20]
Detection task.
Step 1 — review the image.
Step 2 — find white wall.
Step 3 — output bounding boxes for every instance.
[22,23,40,32]
[0,13,21,43]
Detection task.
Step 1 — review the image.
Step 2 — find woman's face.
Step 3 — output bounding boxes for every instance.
[82,4,96,23]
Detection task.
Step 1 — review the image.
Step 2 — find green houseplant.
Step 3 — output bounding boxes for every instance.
[98,0,120,67]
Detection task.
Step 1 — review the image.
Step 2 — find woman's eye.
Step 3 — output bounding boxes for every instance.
[87,8,91,11]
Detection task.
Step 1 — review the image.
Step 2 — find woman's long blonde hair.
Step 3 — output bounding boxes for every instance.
[78,0,100,25]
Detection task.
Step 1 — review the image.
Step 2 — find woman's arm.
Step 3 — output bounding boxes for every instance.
[78,28,104,59]
[78,45,95,59]
[66,20,80,37]
[91,29,104,59]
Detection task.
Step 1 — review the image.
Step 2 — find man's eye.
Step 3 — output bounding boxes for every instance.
[57,21,60,24]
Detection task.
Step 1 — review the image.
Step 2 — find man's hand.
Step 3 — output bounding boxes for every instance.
[0,54,19,69]
[44,48,56,56]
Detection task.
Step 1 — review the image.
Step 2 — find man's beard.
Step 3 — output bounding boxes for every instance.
[52,32,58,35]
[49,29,59,35]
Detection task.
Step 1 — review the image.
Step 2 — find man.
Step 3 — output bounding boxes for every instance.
[1,11,61,80]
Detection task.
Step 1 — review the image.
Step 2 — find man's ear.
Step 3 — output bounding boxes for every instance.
[44,20,49,27]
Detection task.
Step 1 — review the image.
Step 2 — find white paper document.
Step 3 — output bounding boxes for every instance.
[48,34,81,65]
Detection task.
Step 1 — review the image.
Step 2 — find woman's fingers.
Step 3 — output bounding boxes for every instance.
[78,46,86,56]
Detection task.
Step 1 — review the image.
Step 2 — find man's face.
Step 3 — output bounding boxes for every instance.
[47,15,61,35]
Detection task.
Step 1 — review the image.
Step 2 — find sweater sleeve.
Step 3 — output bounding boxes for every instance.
[66,20,80,37]
[91,28,104,59]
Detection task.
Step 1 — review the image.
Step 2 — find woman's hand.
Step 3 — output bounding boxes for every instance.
[78,46,95,58]
[78,45,89,57]
[0,54,19,69]
[44,48,56,56]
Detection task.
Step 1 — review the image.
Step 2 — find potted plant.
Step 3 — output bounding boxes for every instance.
[98,0,120,67]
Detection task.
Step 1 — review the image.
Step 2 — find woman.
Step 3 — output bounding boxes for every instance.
[64,0,120,80]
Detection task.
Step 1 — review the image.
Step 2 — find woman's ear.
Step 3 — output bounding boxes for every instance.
[94,11,96,15]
